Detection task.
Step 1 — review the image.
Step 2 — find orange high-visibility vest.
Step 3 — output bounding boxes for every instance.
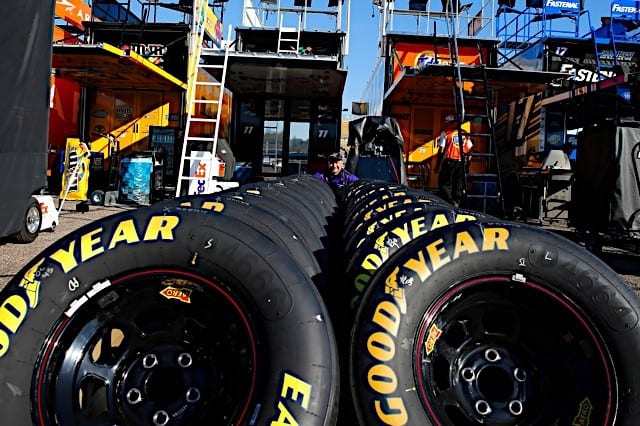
[441,130,473,161]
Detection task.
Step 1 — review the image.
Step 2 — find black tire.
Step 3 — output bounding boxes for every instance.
[343,192,446,244]
[0,206,339,425]
[343,202,437,259]
[11,197,41,243]
[156,193,327,297]
[351,220,640,425]
[90,189,105,206]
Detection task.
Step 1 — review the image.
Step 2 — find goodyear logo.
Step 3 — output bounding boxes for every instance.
[160,287,192,303]
[0,214,181,359]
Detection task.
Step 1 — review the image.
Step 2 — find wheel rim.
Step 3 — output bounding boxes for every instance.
[26,204,41,234]
[33,270,259,425]
[415,276,615,425]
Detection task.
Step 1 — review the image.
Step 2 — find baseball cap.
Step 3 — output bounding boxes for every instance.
[444,115,456,123]
[328,152,344,162]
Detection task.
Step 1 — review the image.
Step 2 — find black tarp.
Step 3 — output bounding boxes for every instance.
[573,122,640,234]
[0,0,53,238]
[346,116,408,185]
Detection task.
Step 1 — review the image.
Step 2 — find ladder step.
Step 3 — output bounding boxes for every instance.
[469,132,493,138]
[462,95,488,101]
[466,194,501,200]
[180,155,215,162]
[189,117,218,123]
[464,113,489,120]
[468,173,499,179]
[194,81,222,86]
[198,64,224,69]
[470,152,496,158]
[185,136,216,142]
[201,48,224,55]
[193,99,220,104]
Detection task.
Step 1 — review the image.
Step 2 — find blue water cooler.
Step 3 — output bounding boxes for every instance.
[119,154,153,205]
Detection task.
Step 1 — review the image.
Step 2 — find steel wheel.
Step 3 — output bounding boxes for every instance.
[33,270,258,425]
[415,276,614,425]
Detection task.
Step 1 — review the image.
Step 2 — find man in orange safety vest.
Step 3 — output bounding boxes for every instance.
[435,115,473,207]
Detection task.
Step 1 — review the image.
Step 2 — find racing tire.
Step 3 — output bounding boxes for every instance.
[11,197,41,243]
[0,206,340,425]
[351,220,640,425]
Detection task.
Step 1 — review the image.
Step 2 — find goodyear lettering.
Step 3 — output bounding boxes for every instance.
[0,258,46,357]
[572,397,593,426]
[366,300,408,425]
[612,4,640,14]
[270,372,311,425]
[404,227,509,281]
[51,215,180,273]
[353,214,483,299]
[200,201,225,212]
[0,296,28,334]
[368,331,395,361]
[375,398,409,425]
[546,0,579,8]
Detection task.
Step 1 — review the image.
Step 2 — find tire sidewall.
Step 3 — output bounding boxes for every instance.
[0,206,338,425]
[351,220,640,425]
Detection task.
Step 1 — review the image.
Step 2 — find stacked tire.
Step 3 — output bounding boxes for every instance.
[2,176,640,425]
[343,181,640,425]
[0,174,340,425]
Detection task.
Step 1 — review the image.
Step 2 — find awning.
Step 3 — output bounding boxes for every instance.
[200,50,347,99]
[385,64,567,107]
[52,43,186,90]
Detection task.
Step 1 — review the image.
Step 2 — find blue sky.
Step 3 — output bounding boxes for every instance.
[215,1,613,110]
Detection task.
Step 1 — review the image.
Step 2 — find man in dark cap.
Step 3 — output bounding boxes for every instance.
[312,151,358,192]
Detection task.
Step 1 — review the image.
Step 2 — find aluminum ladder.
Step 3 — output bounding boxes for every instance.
[175,16,233,197]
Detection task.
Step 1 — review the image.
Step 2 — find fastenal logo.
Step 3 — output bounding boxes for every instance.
[545,0,580,9]
[612,3,640,14]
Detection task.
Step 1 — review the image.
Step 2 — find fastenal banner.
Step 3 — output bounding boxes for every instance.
[611,0,640,19]
[543,0,583,14]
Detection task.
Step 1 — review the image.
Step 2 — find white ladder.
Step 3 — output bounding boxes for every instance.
[277,13,301,54]
[175,17,234,197]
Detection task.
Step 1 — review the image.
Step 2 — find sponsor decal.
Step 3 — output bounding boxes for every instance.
[572,397,593,426]
[612,1,640,15]
[545,0,581,10]
[271,372,312,425]
[424,324,442,355]
[160,287,192,303]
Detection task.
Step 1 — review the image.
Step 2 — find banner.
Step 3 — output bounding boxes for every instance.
[611,0,640,19]
[55,0,94,31]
